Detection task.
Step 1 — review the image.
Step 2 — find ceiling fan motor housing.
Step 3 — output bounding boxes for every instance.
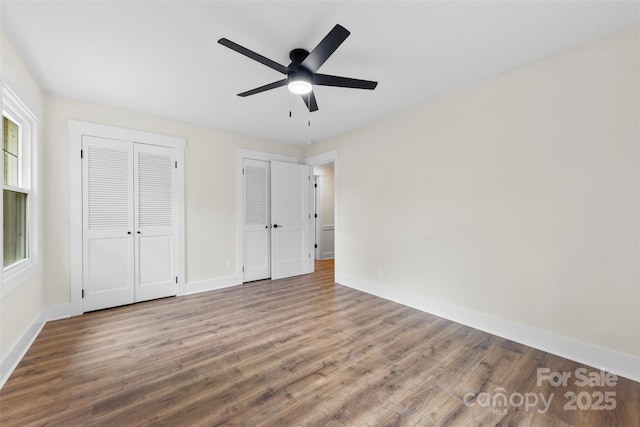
[289,48,310,67]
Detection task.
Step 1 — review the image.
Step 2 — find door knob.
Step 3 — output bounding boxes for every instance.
[273,224,279,228]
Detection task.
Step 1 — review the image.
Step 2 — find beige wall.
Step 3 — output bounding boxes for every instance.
[43,94,304,305]
[308,25,639,358]
[0,30,45,362]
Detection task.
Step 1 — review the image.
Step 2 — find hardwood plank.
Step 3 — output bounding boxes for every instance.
[1,259,638,426]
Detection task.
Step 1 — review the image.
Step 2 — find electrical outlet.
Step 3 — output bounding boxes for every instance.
[376,267,382,279]
[227,260,234,270]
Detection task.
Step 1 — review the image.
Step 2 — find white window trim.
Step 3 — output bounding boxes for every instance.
[2,83,41,297]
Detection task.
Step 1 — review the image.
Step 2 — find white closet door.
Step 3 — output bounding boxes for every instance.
[134,144,177,302]
[82,136,135,312]
[243,159,271,282]
[270,161,313,280]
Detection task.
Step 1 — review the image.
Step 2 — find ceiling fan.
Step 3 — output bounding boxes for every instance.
[218,24,377,112]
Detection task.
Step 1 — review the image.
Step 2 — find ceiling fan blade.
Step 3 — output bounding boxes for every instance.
[238,79,288,97]
[218,38,289,74]
[314,74,378,90]
[300,24,350,73]
[301,91,319,112]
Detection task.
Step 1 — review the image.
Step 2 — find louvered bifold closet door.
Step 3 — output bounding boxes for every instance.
[243,159,271,282]
[82,136,135,312]
[134,143,177,302]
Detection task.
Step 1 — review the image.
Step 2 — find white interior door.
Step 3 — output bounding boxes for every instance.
[82,136,135,312]
[270,161,313,280]
[134,144,177,302]
[243,159,271,281]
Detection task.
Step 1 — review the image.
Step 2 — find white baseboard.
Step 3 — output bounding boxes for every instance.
[0,303,73,390]
[184,275,242,295]
[321,252,335,260]
[0,314,45,390]
[336,273,640,383]
[41,303,73,322]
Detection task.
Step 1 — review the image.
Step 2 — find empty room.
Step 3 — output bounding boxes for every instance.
[0,1,639,425]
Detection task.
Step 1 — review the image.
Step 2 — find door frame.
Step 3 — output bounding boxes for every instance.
[69,120,185,316]
[304,150,338,265]
[236,149,297,283]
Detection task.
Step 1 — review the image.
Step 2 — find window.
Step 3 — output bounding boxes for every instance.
[3,116,29,267]
[2,84,39,295]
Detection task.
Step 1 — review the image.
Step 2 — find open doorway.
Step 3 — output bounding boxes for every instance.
[305,150,337,280]
[313,163,334,261]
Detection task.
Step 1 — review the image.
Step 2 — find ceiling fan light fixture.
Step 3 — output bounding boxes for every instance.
[288,77,312,95]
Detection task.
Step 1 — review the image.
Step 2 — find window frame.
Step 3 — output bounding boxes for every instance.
[2,83,40,297]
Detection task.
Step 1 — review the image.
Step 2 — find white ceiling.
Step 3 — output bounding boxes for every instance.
[1,1,638,145]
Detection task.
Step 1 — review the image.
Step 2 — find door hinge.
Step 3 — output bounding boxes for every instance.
[81,289,84,298]
[314,183,317,188]
[80,149,83,159]
[242,168,245,175]
[175,161,177,169]
[242,266,245,272]
[176,276,178,284]
[309,253,311,258]
[314,213,318,218]
[315,244,318,248]
[308,175,311,181]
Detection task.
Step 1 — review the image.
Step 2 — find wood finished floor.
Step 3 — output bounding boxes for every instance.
[1,260,638,426]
